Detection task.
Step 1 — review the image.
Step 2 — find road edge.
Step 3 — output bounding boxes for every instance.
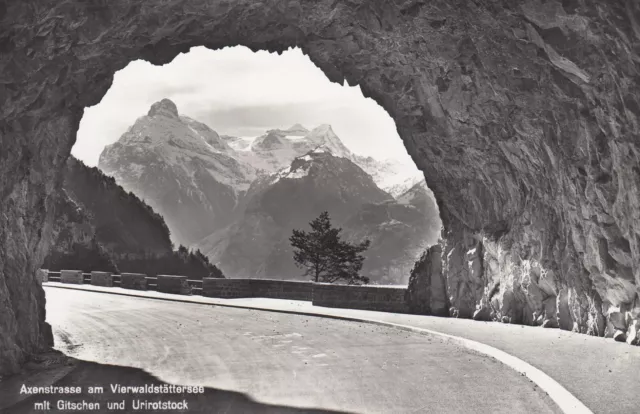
[44,284,592,414]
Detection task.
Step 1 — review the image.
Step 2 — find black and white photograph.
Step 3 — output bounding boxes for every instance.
[0,1,639,413]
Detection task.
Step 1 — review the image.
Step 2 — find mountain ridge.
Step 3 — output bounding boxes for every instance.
[195,149,441,283]
[97,99,439,283]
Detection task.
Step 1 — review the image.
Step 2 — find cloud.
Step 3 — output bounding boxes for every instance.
[73,46,410,166]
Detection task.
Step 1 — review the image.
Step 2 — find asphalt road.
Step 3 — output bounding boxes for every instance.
[42,288,561,414]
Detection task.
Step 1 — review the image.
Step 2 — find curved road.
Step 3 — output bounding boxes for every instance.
[42,288,560,414]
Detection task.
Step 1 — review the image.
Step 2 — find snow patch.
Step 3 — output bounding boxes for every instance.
[312,147,328,154]
[270,163,310,184]
[288,166,310,179]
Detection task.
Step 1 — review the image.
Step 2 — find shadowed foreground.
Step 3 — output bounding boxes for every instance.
[3,357,355,414]
[10,288,564,414]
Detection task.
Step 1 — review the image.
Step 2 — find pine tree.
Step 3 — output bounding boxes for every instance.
[290,211,370,284]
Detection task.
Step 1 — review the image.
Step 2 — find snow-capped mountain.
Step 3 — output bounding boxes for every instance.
[230,122,424,195]
[98,99,256,246]
[354,155,424,197]
[196,148,441,283]
[283,123,309,136]
[231,123,353,175]
[97,98,435,279]
[196,148,394,280]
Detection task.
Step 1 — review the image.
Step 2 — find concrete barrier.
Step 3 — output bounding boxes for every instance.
[36,269,48,284]
[91,271,113,287]
[157,275,191,295]
[312,283,409,313]
[120,273,148,290]
[60,270,83,284]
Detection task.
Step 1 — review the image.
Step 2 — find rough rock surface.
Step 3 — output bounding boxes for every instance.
[406,244,450,316]
[1,0,640,375]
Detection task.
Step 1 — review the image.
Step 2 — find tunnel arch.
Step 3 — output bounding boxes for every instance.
[1,0,640,375]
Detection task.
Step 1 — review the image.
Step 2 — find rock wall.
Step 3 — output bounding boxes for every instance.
[406,244,450,316]
[1,0,639,375]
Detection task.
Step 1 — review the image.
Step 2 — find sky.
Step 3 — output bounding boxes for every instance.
[72,46,411,167]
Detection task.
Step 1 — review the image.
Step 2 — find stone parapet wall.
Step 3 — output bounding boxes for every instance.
[46,270,410,313]
[120,273,148,291]
[157,275,191,295]
[247,279,313,301]
[202,278,252,298]
[90,271,113,287]
[312,283,410,313]
[202,278,313,300]
[202,278,406,312]
[60,270,83,284]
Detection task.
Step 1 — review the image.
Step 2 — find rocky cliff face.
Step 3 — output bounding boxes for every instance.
[1,0,639,376]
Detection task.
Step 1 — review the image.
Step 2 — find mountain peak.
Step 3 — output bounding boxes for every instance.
[314,124,333,132]
[148,98,179,119]
[309,145,332,155]
[287,123,308,133]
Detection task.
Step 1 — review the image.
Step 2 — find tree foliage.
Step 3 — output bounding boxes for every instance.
[290,211,370,284]
[44,244,225,280]
[64,157,173,255]
[43,158,224,279]
[43,237,119,273]
[114,246,225,279]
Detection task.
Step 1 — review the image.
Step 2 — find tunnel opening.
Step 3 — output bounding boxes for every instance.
[49,45,444,286]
